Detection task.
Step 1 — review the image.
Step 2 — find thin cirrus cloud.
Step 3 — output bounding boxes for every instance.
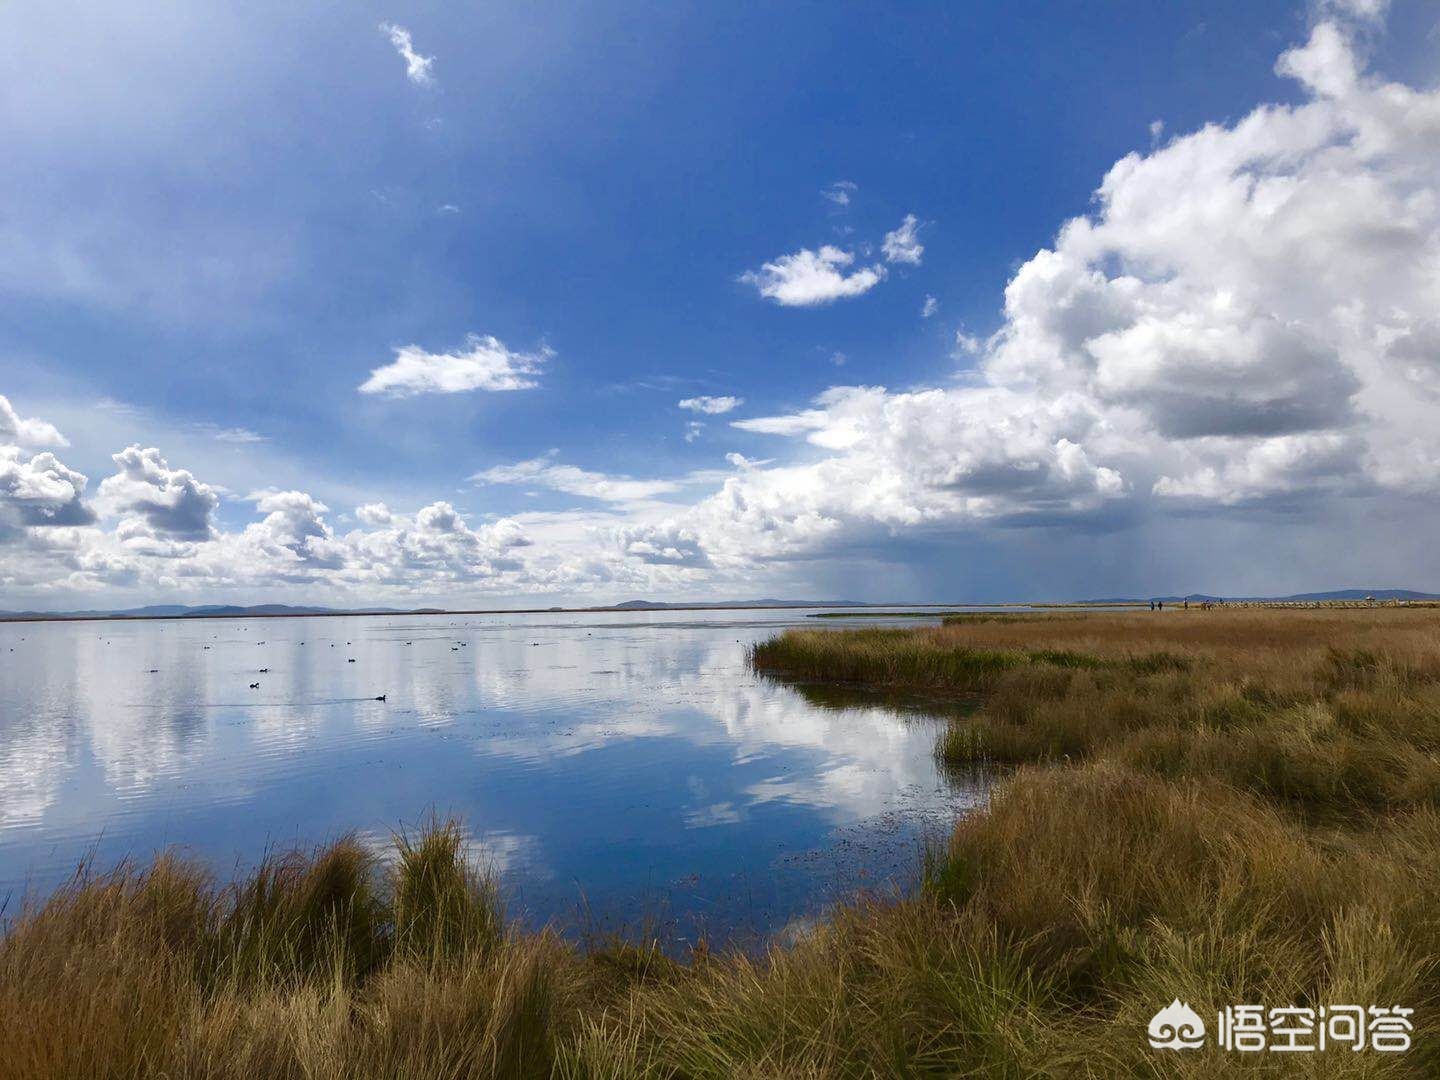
[678,396,743,415]
[473,453,681,503]
[211,427,267,444]
[729,409,828,437]
[739,245,886,306]
[358,334,551,397]
[379,22,435,86]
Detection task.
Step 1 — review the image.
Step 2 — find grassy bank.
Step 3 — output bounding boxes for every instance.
[5,610,1439,1076]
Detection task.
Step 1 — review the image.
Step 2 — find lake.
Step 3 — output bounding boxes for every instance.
[0,608,988,946]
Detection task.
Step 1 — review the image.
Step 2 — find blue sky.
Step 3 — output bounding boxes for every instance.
[3,0,1440,608]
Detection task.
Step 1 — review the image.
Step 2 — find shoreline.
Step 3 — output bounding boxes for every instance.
[0,602,980,626]
[6,596,1433,626]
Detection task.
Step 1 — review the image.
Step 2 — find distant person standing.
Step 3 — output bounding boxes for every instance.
[1150,600,1155,611]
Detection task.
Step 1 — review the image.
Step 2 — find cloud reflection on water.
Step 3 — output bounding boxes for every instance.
[0,610,982,938]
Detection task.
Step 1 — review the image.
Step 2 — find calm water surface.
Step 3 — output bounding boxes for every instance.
[0,609,987,945]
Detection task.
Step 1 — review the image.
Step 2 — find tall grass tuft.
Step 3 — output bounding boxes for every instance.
[391,818,504,965]
[211,836,385,989]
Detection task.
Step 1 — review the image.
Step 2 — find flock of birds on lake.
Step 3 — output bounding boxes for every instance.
[2,625,528,705]
[7,622,619,715]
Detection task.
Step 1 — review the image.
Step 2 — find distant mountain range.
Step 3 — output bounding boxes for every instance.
[0,599,873,621]
[0,603,391,620]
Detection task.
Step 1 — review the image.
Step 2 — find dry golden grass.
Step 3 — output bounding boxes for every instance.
[6,608,1440,1076]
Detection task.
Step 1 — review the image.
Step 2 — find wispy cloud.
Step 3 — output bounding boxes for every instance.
[921,295,939,318]
[1320,0,1389,23]
[730,410,829,436]
[821,180,858,207]
[953,328,982,356]
[379,22,435,86]
[359,334,550,397]
[882,214,924,265]
[473,453,681,503]
[211,426,267,444]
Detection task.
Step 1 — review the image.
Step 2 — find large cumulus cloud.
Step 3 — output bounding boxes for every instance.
[623,15,1440,572]
[98,445,220,543]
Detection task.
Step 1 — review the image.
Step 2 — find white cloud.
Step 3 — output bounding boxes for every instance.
[98,445,219,542]
[359,334,550,397]
[1151,432,1368,506]
[678,395,743,415]
[921,295,939,318]
[0,447,95,527]
[684,421,705,443]
[241,490,345,569]
[1319,0,1389,23]
[1088,308,1357,438]
[821,180,858,207]
[725,453,772,469]
[355,502,393,526]
[616,520,711,568]
[0,394,67,447]
[739,246,886,306]
[730,409,830,437]
[954,330,982,356]
[882,214,924,265]
[379,22,435,86]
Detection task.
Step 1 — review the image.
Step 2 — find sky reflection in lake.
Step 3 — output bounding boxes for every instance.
[0,609,986,944]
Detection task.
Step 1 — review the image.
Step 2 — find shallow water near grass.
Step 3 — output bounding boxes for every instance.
[0,608,993,946]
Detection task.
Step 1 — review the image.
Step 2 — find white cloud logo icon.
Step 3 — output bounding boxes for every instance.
[1149,999,1206,1050]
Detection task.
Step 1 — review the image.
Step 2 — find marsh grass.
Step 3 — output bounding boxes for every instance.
[7,609,1440,1076]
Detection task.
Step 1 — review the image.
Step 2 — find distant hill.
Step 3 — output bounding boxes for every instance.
[1274,589,1440,602]
[0,603,393,620]
[1085,588,1440,604]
